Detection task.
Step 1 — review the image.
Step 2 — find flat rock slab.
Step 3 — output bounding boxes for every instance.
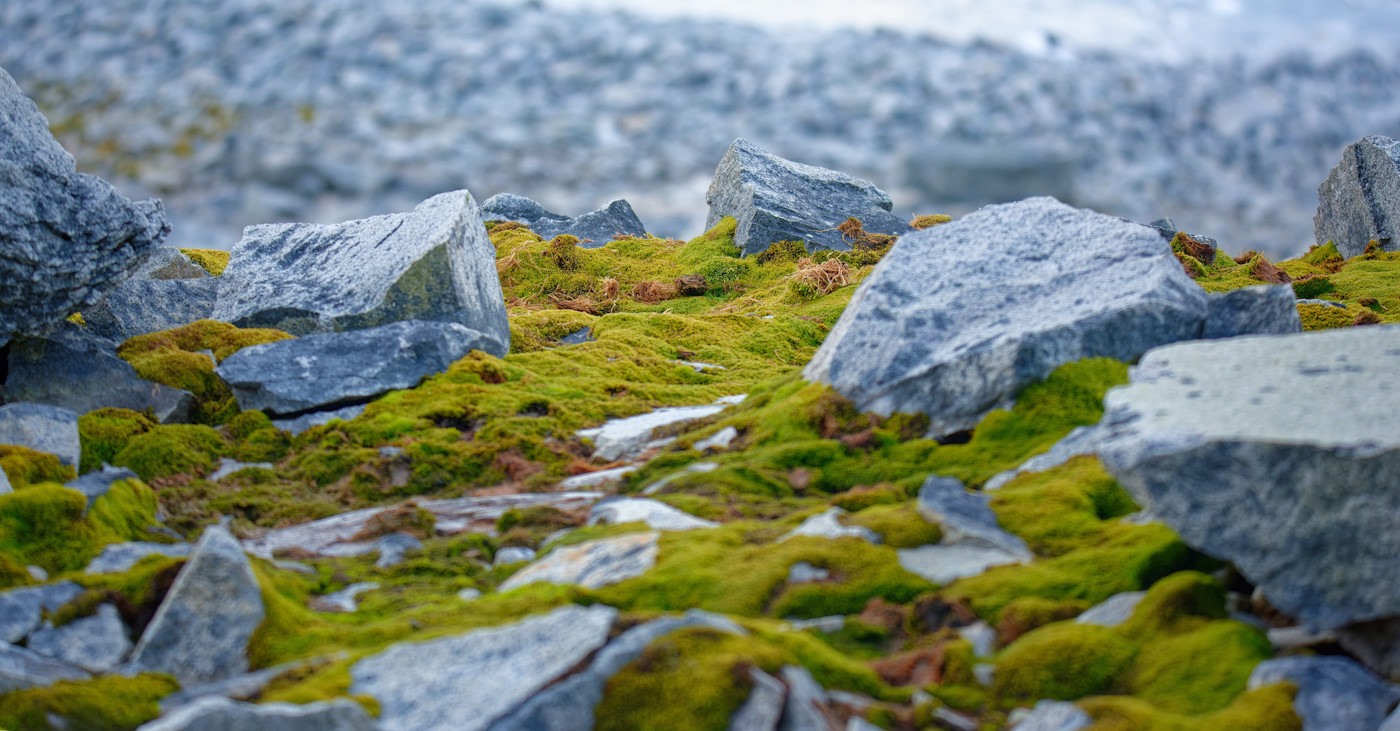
[350,604,617,731]
[1096,326,1400,630]
[0,402,81,466]
[85,541,192,574]
[705,138,910,256]
[27,603,132,672]
[728,667,788,731]
[780,507,880,544]
[81,277,218,342]
[212,189,509,346]
[269,404,366,436]
[137,696,378,731]
[897,543,1027,586]
[5,326,194,423]
[129,524,265,686]
[1314,135,1400,258]
[578,402,729,462]
[0,643,89,694]
[0,67,167,345]
[1248,656,1400,731]
[531,199,647,247]
[215,319,502,417]
[916,475,1031,558]
[588,496,718,531]
[0,580,84,644]
[1201,285,1302,340]
[498,532,659,592]
[1075,592,1146,628]
[804,196,1207,435]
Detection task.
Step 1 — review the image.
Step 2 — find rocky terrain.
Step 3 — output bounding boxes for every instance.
[6,54,1400,731]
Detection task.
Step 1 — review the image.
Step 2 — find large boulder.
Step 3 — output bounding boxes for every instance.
[1096,326,1400,631]
[705,138,911,256]
[211,189,509,345]
[804,197,1208,434]
[1314,135,1400,258]
[128,524,265,686]
[0,402,80,466]
[214,319,503,417]
[350,604,616,731]
[0,67,169,346]
[4,325,195,423]
[81,277,219,342]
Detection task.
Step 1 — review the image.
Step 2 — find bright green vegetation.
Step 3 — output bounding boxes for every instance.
[0,478,160,589]
[0,674,179,731]
[178,247,230,276]
[0,445,75,488]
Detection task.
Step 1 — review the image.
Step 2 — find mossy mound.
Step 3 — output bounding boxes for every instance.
[0,444,75,488]
[0,478,159,588]
[0,674,179,731]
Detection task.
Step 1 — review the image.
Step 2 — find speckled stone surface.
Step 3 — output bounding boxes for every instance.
[0,402,81,466]
[1314,135,1400,258]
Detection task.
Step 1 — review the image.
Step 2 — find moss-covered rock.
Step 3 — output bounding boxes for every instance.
[0,673,179,731]
[0,479,158,587]
[112,424,226,481]
[0,444,76,488]
[77,408,155,475]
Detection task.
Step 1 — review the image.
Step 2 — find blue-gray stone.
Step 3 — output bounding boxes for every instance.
[531,199,647,247]
[134,247,209,281]
[1247,656,1400,731]
[81,277,219,342]
[1314,135,1400,258]
[27,603,132,672]
[779,665,834,731]
[493,546,537,567]
[705,138,910,256]
[1201,285,1303,339]
[480,193,568,226]
[728,667,787,731]
[559,327,594,345]
[0,580,84,644]
[85,541,192,574]
[1010,700,1093,731]
[915,475,1030,558]
[0,643,89,694]
[137,696,378,731]
[0,402,81,466]
[270,404,366,436]
[65,465,141,511]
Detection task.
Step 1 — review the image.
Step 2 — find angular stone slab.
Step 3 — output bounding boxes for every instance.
[5,327,194,423]
[1096,326,1400,630]
[0,643,89,694]
[705,138,910,255]
[81,278,218,342]
[728,667,788,731]
[1314,135,1400,258]
[916,475,1031,558]
[86,541,193,574]
[0,67,168,345]
[588,496,718,531]
[779,665,836,731]
[65,465,141,511]
[351,604,616,731]
[129,524,265,686]
[1201,285,1302,340]
[1010,700,1094,731]
[134,247,208,281]
[531,199,647,247]
[578,402,729,462]
[780,508,880,544]
[27,603,132,672]
[1075,592,1146,628]
[0,580,84,644]
[270,403,366,436]
[0,402,81,466]
[479,193,569,226]
[1247,656,1400,731]
[212,189,509,346]
[897,543,1026,586]
[804,197,1207,435]
[498,532,659,592]
[137,696,378,731]
[215,319,502,416]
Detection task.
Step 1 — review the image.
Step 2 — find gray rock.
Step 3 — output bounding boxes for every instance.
[81,277,219,342]
[1384,710,1400,731]
[1247,656,1400,731]
[896,543,1026,586]
[65,465,141,510]
[1298,298,1347,309]
[129,524,266,686]
[479,193,568,226]
[578,403,729,462]
[846,719,883,731]
[728,667,787,731]
[27,603,132,672]
[1076,592,1146,628]
[1201,285,1303,339]
[1269,625,1340,652]
[803,197,1208,435]
[0,467,10,495]
[137,696,378,731]
[957,622,998,658]
[159,660,312,712]
[984,425,1105,491]
[499,531,659,592]
[5,327,195,423]
[85,541,192,574]
[212,189,509,345]
[1337,616,1400,681]
[1010,700,1093,731]
[373,532,422,569]
[456,588,482,602]
[351,604,616,731]
[705,138,911,256]
[641,460,721,496]
[0,580,84,644]
[916,475,1031,558]
[1095,326,1400,631]
[309,582,378,614]
[270,404,366,436]
[1314,135,1400,258]
[493,546,537,566]
[208,458,275,482]
[780,508,880,544]
[1146,217,1220,262]
[0,67,168,345]
[779,665,836,731]
[588,496,718,531]
[135,247,209,281]
[790,616,845,633]
[694,426,739,452]
[0,402,80,466]
[788,562,831,584]
[216,320,501,417]
[531,199,647,247]
[558,327,594,345]
[0,642,89,694]
[490,609,743,731]
[558,464,638,489]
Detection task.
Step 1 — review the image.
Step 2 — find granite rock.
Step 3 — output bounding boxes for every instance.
[588,496,718,531]
[0,402,81,466]
[137,696,378,731]
[1010,700,1094,731]
[350,604,616,731]
[27,603,132,672]
[915,475,1031,558]
[0,66,168,345]
[1075,592,1146,628]
[728,667,788,731]
[0,642,89,694]
[531,199,647,247]
[215,320,501,417]
[1247,656,1400,731]
[804,197,1208,435]
[0,580,84,644]
[65,465,141,510]
[498,532,659,592]
[129,524,266,686]
[479,193,568,226]
[578,402,729,462]
[212,189,508,346]
[134,247,209,281]
[705,138,910,256]
[1201,285,1303,339]
[780,508,880,544]
[81,278,219,342]
[85,541,193,574]
[1314,135,1400,258]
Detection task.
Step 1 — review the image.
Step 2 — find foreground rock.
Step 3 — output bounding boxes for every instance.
[1247,656,1400,731]
[215,320,502,416]
[1314,135,1400,258]
[138,696,377,731]
[0,67,168,345]
[1096,326,1400,631]
[5,326,195,422]
[0,402,81,466]
[804,197,1207,434]
[212,189,509,346]
[129,524,265,686]
[705,138,910,256]
[350,604,616,731]
[498,532,659,592]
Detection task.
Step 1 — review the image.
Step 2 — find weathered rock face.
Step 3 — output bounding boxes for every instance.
[0,402,81,466]
[4,326,195,423]
[779,508,880,544]
[137,696,378,731]
[803,197,1208,434]
[133,247,208,281]
[129,524,266,686]
[705,138,911,256]
[211,189,509,345]
[1247,656,1400,731]
[81,278,219,342]
[728,667,787,731]
[1201,285,1302,340]
[588,496,718,531]
[479,193,569,226]
[215,319,503,417]
[0,580,84,644]
[1314,135,1400,258]
[1096,326,1400,631]
[498,532,659,592]
[27,603,132,672]
[531,199,647,247]
[0,67,169,346]
[350,604,616,731]
[0,642,89,694]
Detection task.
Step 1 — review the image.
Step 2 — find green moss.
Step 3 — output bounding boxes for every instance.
[988,456,1140,557]
[66,311,87,327]
[78,408,155,474]
[846,503,941,548]
[0,480,158,587]
[995,595,1090,639]
[0,445,75,487]
[179,248,230,276]
[1080,684,1301,730]
[1301,242,1341,266]
[112,424,226,481]
[1291,275,1334,299]
[0,673,179,730]
[993,622,1139,703]
[830,483,909,511]
[910,214,953,230]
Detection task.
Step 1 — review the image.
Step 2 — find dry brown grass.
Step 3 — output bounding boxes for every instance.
[789,257,851,296]
[631,280,678,303]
